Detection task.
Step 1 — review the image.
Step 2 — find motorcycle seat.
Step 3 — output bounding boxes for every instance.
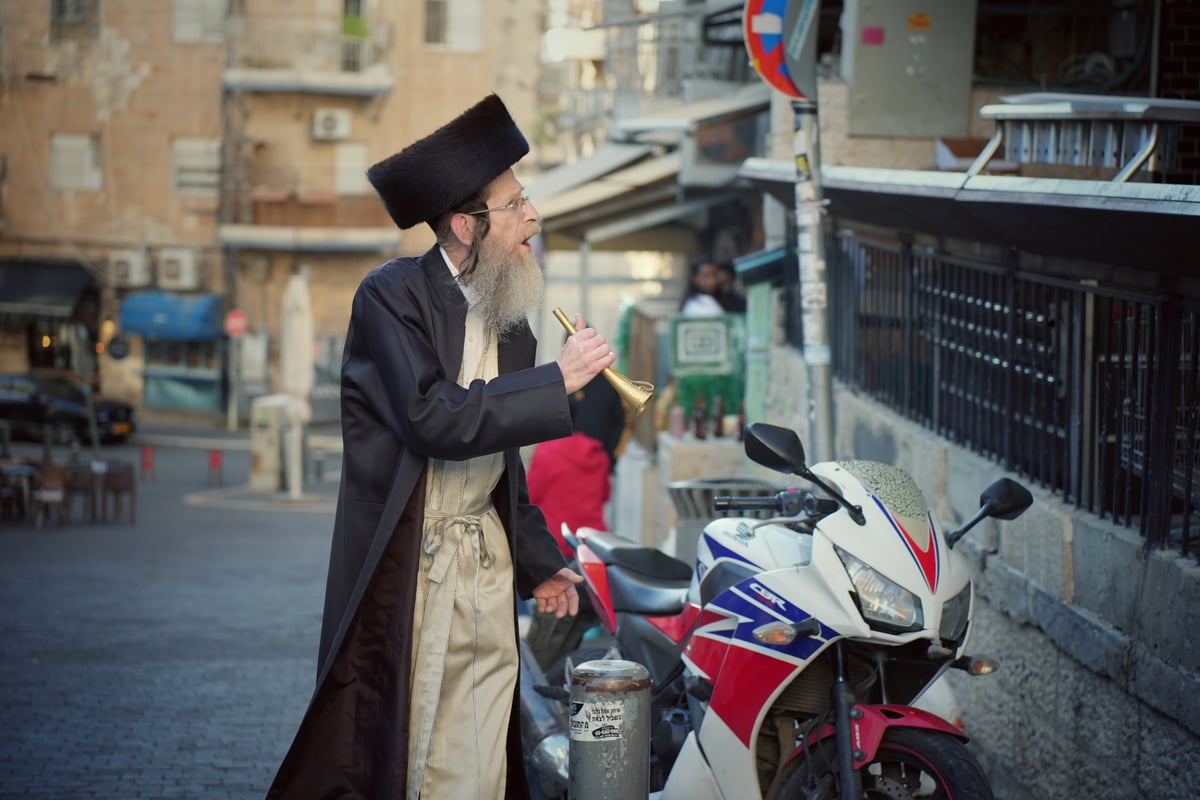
[582,530,693,581]
[607,565,691,617]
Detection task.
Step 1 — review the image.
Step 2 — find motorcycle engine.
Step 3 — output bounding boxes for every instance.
[651,706,690,777]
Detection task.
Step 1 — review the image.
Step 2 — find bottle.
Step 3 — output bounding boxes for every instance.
[692,397,707,440]
[737,400,746,441]
[668,405,686,437]
[711,396,725,438]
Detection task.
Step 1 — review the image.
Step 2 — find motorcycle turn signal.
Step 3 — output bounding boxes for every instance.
[952,654,1000,676]
[752,618,821,645]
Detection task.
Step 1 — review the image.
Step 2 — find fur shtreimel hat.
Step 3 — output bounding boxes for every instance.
[367,94,530,230]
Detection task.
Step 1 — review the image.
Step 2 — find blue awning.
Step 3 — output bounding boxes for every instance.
[733,247,794,286]
[119,292,224,341]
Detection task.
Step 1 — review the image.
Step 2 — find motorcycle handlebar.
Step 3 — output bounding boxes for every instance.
[712,495,780,511]
[713,491,840,519]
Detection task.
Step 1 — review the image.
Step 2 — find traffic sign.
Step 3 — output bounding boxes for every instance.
[743,0,805,98]
[107,335,130,360]
[783,0,820,101]
[224,308,248,337]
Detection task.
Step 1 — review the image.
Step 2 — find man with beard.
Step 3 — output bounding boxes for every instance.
[266,94,615,799]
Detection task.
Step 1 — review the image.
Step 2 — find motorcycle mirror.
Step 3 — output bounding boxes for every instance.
[743,423,806,474]
[979,478,1034,521]
[946,478,1034,547]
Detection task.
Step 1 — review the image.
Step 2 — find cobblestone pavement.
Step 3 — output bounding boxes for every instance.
[0,428,340,799]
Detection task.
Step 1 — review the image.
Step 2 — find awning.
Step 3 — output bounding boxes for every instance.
[119,291,225,340]
[0,261,95,319]
[537,151,682,224]
[611,83,771,141]
[530,142,657,201]
[734,247,795,286]
[736,159,1200,271]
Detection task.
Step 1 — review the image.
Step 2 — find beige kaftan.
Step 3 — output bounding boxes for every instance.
[407,287,517,800]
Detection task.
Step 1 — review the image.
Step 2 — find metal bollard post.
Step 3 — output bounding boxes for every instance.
[569,659,650,800]
[140,445,155,481]
[208,449,223,487]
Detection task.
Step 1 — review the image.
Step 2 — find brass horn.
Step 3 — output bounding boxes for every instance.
[553,307,654,416]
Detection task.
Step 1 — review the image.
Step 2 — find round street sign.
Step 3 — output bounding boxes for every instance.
[224,308,248,338]
[107,335,130,360]
[743,0,805,98]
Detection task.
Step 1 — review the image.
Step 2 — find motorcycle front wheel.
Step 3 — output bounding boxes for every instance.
[775,727,992,800]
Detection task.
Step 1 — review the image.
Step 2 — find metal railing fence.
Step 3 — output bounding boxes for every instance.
[823,229,1198,558]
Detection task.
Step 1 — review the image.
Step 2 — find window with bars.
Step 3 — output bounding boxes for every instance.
[424,0,481,51]
[342,0,368,71]
[425,0,448,45]
[171,137,221,195]
[173,0,226,43]
[51,0,98,39]
[334,143,371,196]
[49,133,102,191]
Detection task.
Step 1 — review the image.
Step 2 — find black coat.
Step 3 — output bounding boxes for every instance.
[268,246,572,799]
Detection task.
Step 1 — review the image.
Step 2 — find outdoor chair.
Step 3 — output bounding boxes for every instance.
[102,461,136,524]
[64,463,98,524]
[32,463,68,530]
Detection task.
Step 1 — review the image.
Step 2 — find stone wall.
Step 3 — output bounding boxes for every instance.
[761,343,1200,799]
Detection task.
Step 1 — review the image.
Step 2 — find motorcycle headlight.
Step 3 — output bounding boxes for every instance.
[939,585,971,643]
[835,546,923,632]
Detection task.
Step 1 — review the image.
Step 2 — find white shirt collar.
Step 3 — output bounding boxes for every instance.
[439,245,479,307]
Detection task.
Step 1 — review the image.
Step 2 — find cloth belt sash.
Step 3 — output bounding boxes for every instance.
[408,501,500,798]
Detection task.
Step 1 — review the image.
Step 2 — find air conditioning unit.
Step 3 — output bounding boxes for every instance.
[109,249,152,288]
[312,108,352,141]
[157,248,202,291]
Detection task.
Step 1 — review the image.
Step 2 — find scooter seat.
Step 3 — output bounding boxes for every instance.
[607,565,691,616]
[582,530,693,581]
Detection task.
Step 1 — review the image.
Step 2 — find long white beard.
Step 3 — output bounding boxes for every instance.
[468,238,545,336]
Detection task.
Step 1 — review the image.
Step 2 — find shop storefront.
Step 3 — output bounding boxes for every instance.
[0,260,100,377]
[118,291,225,414]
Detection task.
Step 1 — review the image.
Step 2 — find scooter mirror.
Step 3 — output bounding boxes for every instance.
[980,478,1034,521]
[744,423,806,474]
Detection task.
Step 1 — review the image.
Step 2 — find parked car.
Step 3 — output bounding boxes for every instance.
[0,372,136,445]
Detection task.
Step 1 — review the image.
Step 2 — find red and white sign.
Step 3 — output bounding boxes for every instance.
[743,0,804,98]
[224,308,248,337]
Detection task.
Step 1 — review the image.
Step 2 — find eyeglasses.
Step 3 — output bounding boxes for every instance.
[464,191,530,216]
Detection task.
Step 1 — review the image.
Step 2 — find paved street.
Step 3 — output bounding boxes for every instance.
[0,427,340,799]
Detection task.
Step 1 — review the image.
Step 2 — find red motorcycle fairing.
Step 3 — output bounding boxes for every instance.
[795,704,970,769]
[646,603,702,645]
[574,542,617,633]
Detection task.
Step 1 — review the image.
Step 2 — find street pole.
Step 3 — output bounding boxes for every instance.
[791,99,835,463]
[226,334,239,432]
[75,324,101,459]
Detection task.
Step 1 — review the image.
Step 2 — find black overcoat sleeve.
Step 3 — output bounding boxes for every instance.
[344,258,572,464]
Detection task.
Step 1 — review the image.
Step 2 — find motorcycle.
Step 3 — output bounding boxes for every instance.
[522,421,1033,799]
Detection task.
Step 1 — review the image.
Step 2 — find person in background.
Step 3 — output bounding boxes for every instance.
[679,257,726,316]
[715,259,747,312]
[266,94,615,800]
[567,372,626,473]
[527,389,613,559]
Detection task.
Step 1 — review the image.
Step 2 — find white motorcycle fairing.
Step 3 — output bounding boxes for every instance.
[671,460,974,798]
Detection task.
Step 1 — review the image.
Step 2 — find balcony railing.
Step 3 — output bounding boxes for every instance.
[227,13,390,74]
[552,0,753,146]
[247,190,391,229]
